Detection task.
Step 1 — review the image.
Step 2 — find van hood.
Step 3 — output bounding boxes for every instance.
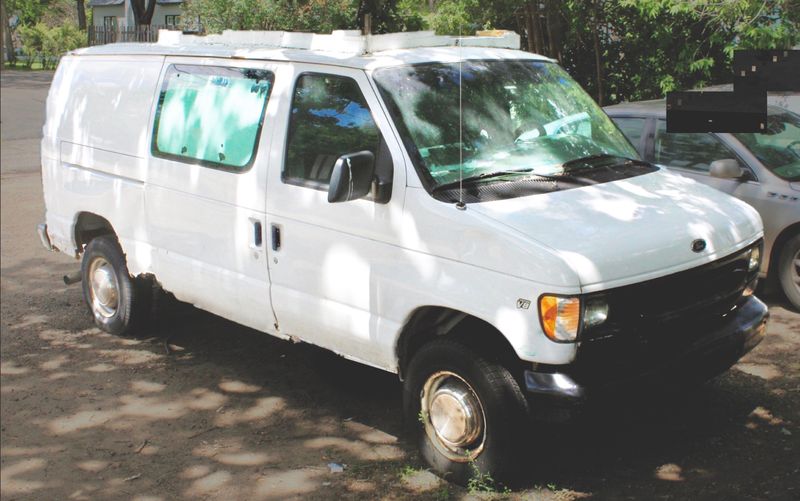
[469,168,763,292]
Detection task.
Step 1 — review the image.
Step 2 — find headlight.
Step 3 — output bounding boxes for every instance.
[539,295,581,342]
[748,245,761,272]
[583,298,609,329]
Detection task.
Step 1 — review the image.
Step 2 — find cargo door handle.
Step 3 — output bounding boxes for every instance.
[252,221,263,247]
[271,224,281,251]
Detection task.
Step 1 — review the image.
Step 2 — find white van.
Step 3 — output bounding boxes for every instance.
[39,30,769,483]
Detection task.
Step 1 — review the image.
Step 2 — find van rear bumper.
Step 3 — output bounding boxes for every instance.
[522,296,769,417]
[37,223,54,251]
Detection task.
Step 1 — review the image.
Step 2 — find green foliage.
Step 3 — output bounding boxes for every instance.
[5,0,76,26]
[18,22,84,69]
[398,464,419,478]
[465,460,511,495]
[183,0,422,34]
[182,0,797,106]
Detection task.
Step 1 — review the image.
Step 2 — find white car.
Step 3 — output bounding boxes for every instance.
[38,30,768,484]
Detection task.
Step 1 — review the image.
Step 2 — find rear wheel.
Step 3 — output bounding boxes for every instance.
[778,234,800,310]
[81,236,151,335]
[403,339,528,486]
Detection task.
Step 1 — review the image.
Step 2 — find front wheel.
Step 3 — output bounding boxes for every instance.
[778,234,800,310]
[403,339,529,486]
[81,236,151,336]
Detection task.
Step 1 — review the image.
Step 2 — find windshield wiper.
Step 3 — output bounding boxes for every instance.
[561,154,632,171]
[432,169,533,191]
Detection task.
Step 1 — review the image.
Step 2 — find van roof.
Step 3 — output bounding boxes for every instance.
[71,29,552,70]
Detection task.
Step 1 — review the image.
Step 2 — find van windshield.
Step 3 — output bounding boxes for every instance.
[372,60,639,194]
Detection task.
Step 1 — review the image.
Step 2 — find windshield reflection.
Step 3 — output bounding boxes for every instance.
[372,60,638,189]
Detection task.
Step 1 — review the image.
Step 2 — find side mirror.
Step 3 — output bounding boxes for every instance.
[709,159,745,180]
[328,151,376,203]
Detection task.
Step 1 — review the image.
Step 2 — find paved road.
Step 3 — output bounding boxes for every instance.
[1,70,799,500]
[0,70,53,174]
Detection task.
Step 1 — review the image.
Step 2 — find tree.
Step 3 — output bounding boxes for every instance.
[130,0,157,26]
[76,0,85,30]
[1,0,15,63]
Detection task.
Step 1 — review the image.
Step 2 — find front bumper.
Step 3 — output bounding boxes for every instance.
[523,295,769,412]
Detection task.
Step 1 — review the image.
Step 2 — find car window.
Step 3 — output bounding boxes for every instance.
[284,73,380,186]
[611,117,646,152]
[653,119,740,172]
[152,65,274,171]
[732,110,800,181]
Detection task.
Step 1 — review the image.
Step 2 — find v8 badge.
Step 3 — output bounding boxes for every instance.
[516,298,531,310]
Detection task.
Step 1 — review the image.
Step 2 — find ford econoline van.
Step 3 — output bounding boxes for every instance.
[38,30,769,484]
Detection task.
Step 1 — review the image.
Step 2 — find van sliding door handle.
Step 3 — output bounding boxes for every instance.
[271,224,281,251]
[252,221,263,247]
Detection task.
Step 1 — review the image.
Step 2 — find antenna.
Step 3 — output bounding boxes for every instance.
[455,28,466,211]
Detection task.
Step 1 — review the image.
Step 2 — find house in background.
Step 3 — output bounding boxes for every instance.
[88,0,194,45]
[90,0,184,29]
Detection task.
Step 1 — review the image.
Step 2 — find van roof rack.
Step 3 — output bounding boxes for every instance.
[157,29,520,55]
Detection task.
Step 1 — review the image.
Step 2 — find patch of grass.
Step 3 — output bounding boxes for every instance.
[399,464,421,478]
[3,60,47,71]
[418,409,428,424]
[434,484,451,500]
[466,460,511,495]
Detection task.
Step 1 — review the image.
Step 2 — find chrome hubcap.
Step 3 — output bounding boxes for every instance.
[88,257,119,318]
[792,250,800,288]
[421,371,485,462]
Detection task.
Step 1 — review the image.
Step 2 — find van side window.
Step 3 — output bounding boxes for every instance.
[152,65,274,171]
[284,73,380,186]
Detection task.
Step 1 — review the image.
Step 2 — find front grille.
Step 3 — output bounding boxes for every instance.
[572,241,761,384]
[594,242,758,334]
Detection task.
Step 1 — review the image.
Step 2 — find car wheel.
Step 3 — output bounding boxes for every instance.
[778,234,800,311]
[81,236,151,335]
[403,339,528,486]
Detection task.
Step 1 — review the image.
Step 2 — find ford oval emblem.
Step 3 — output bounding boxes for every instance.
[691,239,707,253]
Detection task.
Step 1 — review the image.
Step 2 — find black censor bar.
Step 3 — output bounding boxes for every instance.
[666,49,799,133]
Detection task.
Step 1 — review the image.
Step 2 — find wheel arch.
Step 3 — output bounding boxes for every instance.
[396,306,523,380]
[73,212,117,254]
[768,221,800,278]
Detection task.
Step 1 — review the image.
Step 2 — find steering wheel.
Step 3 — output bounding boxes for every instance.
[787,140,800,158]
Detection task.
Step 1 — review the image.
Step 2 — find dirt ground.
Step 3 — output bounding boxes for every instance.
[1,71,799,501]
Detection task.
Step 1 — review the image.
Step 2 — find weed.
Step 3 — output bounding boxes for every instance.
[434,484,450,500]
[399,464,419,478]
[466,459,510,495]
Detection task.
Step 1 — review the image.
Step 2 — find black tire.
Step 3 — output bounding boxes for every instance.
[81,235,151,336]
[778,234,800,311]
[403,339,528,486]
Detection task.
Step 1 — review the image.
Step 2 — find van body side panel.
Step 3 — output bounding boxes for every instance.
[42,55,164,267]
[143,57,279,335]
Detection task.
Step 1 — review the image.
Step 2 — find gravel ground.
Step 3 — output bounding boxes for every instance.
[1,70,798,500]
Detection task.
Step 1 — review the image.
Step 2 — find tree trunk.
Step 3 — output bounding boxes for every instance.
[545,0,561,60]
[1,0,14,64]
[76,0,86,30]
[532,1,545,54]
[131,0,157,26]
[525,2,544,54]
[524,4,535,52]
[591,0,604,105]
